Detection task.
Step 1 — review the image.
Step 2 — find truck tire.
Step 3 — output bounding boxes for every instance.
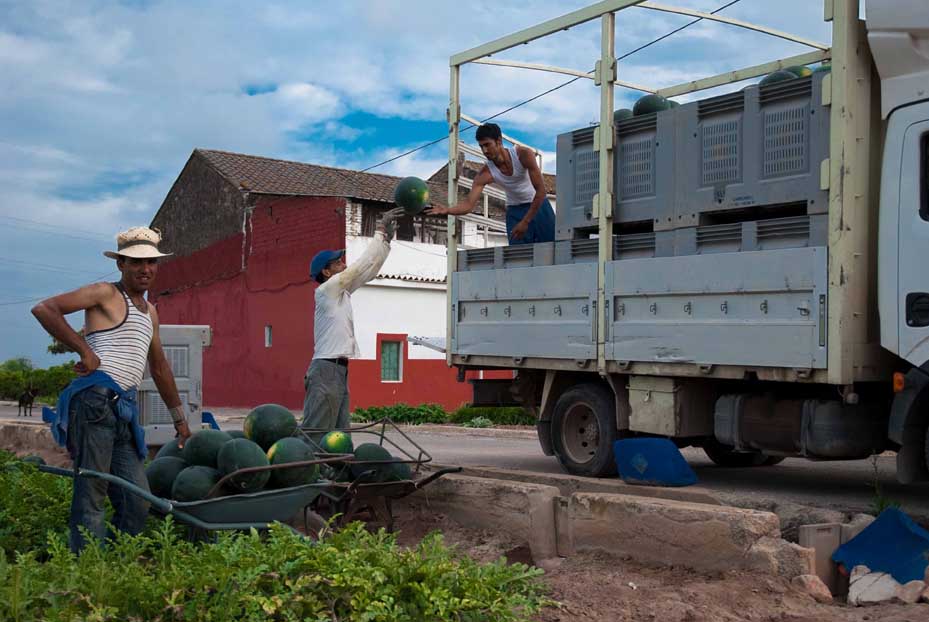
[551,383,617,477]
[703,441,780,468]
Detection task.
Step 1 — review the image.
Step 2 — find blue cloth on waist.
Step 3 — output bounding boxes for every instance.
[505,198,555,245]
[42,370,147,460]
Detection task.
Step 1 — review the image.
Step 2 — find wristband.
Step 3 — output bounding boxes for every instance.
[169,406,187,425]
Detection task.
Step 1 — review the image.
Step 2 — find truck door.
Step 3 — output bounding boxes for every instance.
[897,114,929,366]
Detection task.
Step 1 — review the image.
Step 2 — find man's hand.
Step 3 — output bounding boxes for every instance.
[379,207,406,240]
[510,220,530,242]
[174,420,192,447]
[74,350,101,376]
[425,205,451,216]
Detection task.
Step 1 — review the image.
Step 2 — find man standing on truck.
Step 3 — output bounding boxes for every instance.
[302,207,404,440]
[427,123,555,244]
[31,226,192,552]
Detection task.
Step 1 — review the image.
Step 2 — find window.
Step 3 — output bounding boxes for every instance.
[921,134,929,222]
[380,341,401,382]
[264,325,272,348]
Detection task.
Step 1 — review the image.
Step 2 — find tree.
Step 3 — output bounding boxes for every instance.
[48,330,83,355]
[0,357,33,374]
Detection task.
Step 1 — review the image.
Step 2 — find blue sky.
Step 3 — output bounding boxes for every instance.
[0,0,831,367]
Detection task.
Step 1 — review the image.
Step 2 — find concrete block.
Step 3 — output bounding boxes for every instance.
[746,537,816,578]
[791,574,833,603]
[401,474,560,563]
[450,465,722,506]
[798,523,841,594]
[841,513,876,543]
[566,492,796,575]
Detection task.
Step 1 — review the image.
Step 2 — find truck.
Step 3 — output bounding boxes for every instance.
[442,0,929,483]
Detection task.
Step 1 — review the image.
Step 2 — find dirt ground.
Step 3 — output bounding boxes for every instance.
[391,506,927,622]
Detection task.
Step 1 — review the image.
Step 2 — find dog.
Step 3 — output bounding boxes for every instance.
[17,388,40,417]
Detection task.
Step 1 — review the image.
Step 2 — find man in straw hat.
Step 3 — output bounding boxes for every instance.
[32,226,191,552]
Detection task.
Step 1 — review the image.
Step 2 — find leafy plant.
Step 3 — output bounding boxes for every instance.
[0,452,72,558]
[464,417,493,429]
[869,454,901,515]
[449,406,534,426]
[0,520,550,622]
[352,403,448,425]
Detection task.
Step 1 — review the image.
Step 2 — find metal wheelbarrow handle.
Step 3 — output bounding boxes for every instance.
[38,464,174,514]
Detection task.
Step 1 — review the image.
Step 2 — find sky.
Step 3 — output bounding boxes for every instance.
[0,0,833,367]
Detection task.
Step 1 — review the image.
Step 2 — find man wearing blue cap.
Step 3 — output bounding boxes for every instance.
[303,207,405,438]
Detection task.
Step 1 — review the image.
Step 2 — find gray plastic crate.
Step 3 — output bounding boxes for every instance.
[555,73,830,240]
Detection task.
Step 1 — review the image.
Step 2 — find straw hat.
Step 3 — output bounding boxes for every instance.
[103,226,173,260]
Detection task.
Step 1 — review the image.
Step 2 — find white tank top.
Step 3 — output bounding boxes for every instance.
[486,146,536,205]
[85,284,153,390]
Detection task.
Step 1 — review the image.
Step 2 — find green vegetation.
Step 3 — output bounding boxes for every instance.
[0,358,76,404]
[352,403,534,427]
[449,406,534,426]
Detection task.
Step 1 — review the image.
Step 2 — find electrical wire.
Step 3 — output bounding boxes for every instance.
[0,270,119,306]
[360,0,743,173]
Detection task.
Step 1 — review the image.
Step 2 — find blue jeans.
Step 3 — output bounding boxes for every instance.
[66,387,150,552]
[505,198,556,245]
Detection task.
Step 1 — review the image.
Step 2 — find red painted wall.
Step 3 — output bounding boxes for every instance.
[150,195,495,412]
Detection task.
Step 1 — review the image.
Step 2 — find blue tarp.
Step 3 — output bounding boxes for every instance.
[613,438,697,487]
[832,507,929,584]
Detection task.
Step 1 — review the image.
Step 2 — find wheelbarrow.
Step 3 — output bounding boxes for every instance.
[36,456,350,536]
[297,418,462,531]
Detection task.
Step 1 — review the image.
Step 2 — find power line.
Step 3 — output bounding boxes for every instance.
[0,215,111,241]
[0,270,119,306]
[360,0,742,173]
[0,256,107,276]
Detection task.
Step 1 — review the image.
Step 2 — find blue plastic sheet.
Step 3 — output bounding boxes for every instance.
[832,507,929,583]
[613,438,697,487]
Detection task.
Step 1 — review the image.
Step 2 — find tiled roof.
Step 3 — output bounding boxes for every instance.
[196,148,449,207]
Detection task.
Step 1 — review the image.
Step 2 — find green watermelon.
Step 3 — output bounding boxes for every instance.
[218,438,270,493]
[760,70,797,86]
[351,442,393,480]
[613,108,633,121]
[171,465,221,502]
[320,430,353,455]
[383,459,413,482]
[181,429,233,468]
[227,430,246,439]
[784,65,812,78]
[813,62,831,74]
[633,94,672,116]
[243,404,297,451]
[393,177,429,216]
[146,456,188,498]
[267,437,319,488]
[155,438,184,460]
[21,455,46,466]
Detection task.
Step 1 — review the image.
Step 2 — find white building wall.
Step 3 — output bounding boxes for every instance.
[351,281,446,360]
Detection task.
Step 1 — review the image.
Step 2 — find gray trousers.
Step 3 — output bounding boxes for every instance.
[301,359,350,443]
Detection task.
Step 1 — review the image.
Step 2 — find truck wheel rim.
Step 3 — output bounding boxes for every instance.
[562,402,599,464]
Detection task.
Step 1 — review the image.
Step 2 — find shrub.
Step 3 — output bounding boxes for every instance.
[0,451,72,558]
[464,417,493,428]
[449,406,535,426]
[352,403,449,425]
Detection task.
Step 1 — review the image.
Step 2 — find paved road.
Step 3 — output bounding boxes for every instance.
[4,403,927,521]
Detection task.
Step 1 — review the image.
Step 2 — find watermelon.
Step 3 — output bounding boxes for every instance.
[155,438,184,460]
[760,70,797,86]
[383,459,413,482]
[784,65,812,78]
[181,429,233,468]
[320,430,353,455]
[218,438,270,493]
[393,177,429,216]
[22,455,46,466]
[613,108,633,122]
[227,430,246,439]
[267,437,319,488]
[243,404,297,451]
[171,465,221,502]
[351,442,393,480]
[813,63,831,74]
[633,94,672,116]
[146,456,188,498]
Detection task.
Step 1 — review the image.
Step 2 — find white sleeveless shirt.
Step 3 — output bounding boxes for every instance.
[486,146,536,206]
[85,284,153,390]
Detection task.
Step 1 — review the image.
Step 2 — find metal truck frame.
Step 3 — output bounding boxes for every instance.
[443,0,929,481]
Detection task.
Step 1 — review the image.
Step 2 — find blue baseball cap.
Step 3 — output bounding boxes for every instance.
[310,249,345,283]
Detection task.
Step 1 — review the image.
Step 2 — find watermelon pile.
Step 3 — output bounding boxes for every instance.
[759,64,820,86]
[145,404,321,502]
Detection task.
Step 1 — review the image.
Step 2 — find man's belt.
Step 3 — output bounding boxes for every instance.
[87,385,119,400]
[322,358,349,367]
